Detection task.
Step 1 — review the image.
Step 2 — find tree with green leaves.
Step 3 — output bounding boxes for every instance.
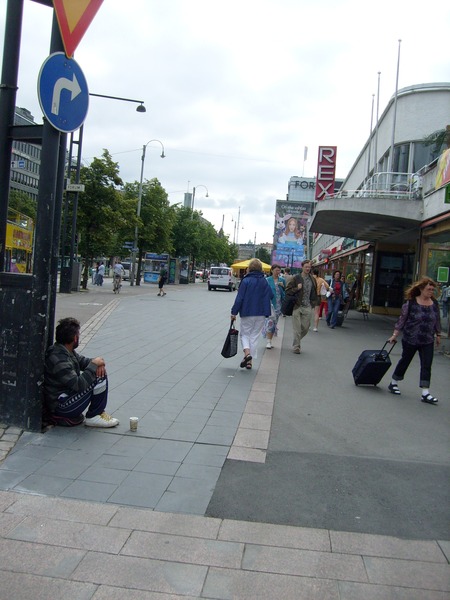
[256,246,271,265]
[122,177,175,284]
[76,150,127,288]
[171,206,238,279]
[8,189,37,220]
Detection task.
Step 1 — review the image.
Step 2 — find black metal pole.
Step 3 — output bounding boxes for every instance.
[28,10,65,429]
[48,129,67,346]
[0,0,24,271]
[69,124,83,290]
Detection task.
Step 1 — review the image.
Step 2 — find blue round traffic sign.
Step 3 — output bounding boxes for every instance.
[38,52,89,133]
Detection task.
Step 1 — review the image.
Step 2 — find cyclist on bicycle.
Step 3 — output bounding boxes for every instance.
[113,260,125,291]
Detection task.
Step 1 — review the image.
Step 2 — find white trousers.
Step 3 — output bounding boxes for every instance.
[240,316,265,359]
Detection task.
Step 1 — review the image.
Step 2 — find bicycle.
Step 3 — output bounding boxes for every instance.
[113,275,122,294]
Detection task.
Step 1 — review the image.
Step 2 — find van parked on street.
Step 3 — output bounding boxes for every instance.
[208,266,237,291]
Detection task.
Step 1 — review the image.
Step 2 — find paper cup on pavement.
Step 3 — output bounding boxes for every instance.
[129,417,139,431]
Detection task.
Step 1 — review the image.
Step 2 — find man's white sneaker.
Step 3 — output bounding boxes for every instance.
[85,412,119,428]
[266,341,272,349]
[313,327,318,332]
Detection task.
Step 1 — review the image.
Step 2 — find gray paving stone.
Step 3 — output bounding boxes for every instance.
[338,580,448,600]
[364,556,450,592]
[330,530,447,562]
[155,488,212,515]
[242,544,368,582]
[175,463,222,482]
[72,551,208,596]
[438,540,450,562]
[7,515,130,553]
[14,473,73,496]
[184,443,228,467]
[107,472,172,508]
[60,479,118,502]
[0,453,47,475]
[219,519,331,552]
[92,586,200,600]
[0,538,86,577]
[0,489,17,510]
[0,512,25,535]
[121,530,243,568]
[5,493,118,525]
[146,439,193,462]
[78,464,130,485]
[196,425,236,445]
[203,566,339,599]
[109,506,221,538]
[134,457,181,476]
[0,570,96,600]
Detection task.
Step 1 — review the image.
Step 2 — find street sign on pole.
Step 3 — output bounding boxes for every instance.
[38,53,89,133]
[66,183,85,192]
[53,0,104,58]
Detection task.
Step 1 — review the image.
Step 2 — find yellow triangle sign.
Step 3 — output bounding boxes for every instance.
[53,0,104,58]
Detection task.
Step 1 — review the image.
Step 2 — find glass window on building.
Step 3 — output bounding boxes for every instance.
[392,143,410,173]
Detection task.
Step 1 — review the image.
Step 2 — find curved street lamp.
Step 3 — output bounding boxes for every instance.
[131,139,166,286]
[191,184,209,218]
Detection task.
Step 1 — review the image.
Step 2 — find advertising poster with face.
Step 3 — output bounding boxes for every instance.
[272,200,313,268]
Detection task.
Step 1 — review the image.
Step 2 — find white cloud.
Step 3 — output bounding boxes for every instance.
[1,0,449,243]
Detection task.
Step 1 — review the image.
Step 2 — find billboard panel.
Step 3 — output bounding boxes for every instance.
[272,200,313,268]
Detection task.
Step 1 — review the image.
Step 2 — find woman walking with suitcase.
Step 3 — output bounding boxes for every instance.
[387,277,441,404]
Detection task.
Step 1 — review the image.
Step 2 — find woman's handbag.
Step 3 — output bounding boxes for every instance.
[221,320,239,358]
[320,283,327,296]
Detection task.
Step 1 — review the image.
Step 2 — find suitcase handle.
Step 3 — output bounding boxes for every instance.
[375,340,396,359]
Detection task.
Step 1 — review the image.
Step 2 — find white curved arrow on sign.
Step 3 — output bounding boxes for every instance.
[51,73,82,115]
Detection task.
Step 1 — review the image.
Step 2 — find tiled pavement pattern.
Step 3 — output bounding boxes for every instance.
[1,490,449,599]
[0,281,448,598]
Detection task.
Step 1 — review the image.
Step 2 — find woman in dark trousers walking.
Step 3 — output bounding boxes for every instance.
[388,277,441,404]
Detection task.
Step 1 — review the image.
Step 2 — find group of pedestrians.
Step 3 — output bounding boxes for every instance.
[92,262,105,286]
[229,259,442,406]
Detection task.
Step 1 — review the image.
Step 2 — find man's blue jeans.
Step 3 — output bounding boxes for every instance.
[326,297,341,327]
[54,376,108,419]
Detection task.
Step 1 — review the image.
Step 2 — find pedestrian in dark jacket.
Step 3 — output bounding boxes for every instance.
[387,277,441,404]
[285,259,318,353]
[231,259,273,369]
[44,317,119,427]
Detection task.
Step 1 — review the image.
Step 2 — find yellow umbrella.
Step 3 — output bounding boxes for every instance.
[231,259,271,273]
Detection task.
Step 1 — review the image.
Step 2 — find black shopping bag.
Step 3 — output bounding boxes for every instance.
[281,292,297,316]
[221,321,239,358]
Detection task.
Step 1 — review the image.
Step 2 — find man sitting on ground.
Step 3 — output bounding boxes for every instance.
[44,317,119,428]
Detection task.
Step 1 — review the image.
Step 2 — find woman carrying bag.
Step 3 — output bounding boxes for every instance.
[387,277,441,404]
[262,264,285,349]
[230,259,273,370]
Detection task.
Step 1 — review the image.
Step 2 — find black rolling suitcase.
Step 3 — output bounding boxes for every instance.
[352,341,396,386]
[336,310,345,327]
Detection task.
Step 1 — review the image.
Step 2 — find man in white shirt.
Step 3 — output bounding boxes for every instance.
[113,261,124,291]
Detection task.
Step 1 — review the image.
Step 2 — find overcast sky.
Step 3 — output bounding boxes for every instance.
[1,0,449,244]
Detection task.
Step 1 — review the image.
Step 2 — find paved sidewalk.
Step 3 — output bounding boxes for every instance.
[0,281,449,598]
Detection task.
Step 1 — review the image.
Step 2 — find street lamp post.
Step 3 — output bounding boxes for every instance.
[131,139,166,286]
[188,184,209,282]
[191,184,209,218]
[59,93,146,294]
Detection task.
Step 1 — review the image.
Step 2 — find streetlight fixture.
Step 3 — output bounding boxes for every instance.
[59,92,146,293]
[88,92,146,112]
[191,184,209,217]
[131,139,166,286]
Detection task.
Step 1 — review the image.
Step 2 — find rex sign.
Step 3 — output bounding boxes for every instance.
[315,146,337,200]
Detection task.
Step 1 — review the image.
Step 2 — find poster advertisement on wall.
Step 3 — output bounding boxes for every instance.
[271,200,313,268]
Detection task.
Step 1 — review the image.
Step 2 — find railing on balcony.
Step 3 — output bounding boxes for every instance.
[325,172,422,201]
